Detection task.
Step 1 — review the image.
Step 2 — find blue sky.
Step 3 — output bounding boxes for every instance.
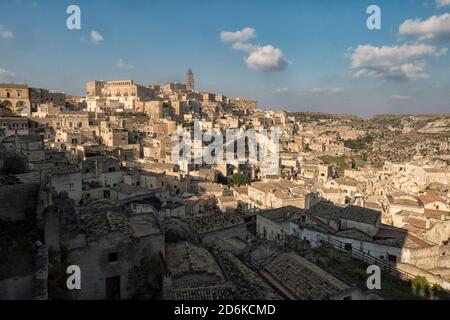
[1,0,450,116]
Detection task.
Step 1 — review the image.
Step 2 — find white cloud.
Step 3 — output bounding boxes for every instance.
[90,30,104,44]
[245,45,289,71]
[232,42,289,71]
[273,87,289,94]
[220,27,256,43]
[437,0,450,8]
[310,87,345,94]
[221,28,289,72]
[117,59,134,69]
[399,13,450,42]
[0,67,15,80]
[0,25,14,39]
[390,94,411,100]
[350,43,446,80]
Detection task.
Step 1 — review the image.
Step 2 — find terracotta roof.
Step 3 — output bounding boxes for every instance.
[424,209,449,219]
[419,193,445,204]
[405,217,428,230]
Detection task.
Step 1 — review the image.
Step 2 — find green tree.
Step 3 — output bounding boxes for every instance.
[217,173,229,185]
[411,276,429,298]
[228,173,249,186]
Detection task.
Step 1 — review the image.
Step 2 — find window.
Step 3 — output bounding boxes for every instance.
[388,255,397,263]
[68,183,74,190]
[6,92,10,98]
[108,252,118,263]
[344,243,352,251]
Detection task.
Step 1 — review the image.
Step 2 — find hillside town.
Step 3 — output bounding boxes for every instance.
[0,70,449,300]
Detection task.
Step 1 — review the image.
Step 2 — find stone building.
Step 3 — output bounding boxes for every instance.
[186,69,194,92]
[86,80,155,110]
[1,133,45,162]
[165,242,236,300]
[0,83,31,114]
[135,100,164,120]
[247,180,318,210]
[100,121,128,147]
[44,195,165,300]
[29,88,65,110]
[255,202,450,288]
[231,98,257,110]
[159,82,187,94]
[0,107,29,139]
[50,165,83,204]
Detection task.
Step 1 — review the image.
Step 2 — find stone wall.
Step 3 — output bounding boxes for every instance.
[402,245,450,270]
[397,263,450,290]
[67,232,164,300]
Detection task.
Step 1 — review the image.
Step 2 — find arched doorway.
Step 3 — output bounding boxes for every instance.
[1,100,13,110]
[16,101,26,109]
